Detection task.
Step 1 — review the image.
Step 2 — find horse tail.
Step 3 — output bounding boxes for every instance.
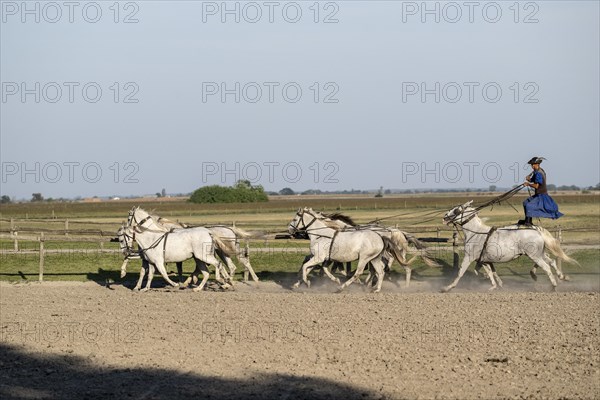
[389,231,409,264]
[228,226,252,239]
[538,227,579,265]
[382,236,416,266]
[403,232,440,267]
[403,232,426,250]
[211,234,237,256]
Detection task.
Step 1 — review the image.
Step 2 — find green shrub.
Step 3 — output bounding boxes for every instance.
[189,180,268,204]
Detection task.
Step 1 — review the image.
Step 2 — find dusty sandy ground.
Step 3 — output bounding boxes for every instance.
[1,277,599,400]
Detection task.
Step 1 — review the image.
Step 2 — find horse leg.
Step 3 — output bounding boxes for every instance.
[403,264,412,288]
[383,256,395,282]
[292,257,308,289]
[192,259,210,292]
[183,264,201,287]
[140,263,154,292]
[182,272,194,287]
[210,259,231,289]
[120,258,129,279]
[442,256,473,293]
[343,262,351,278]
[370,258,386,293]
[134,259,147,291]
[490,263,503,288]
[529,255,558,290]
[543,252,567,281]
[320,260,341,285]
[481,263,497,291]
[152,259,179,288]
[292,257,323,288]
[216,249,236,284]
[364,263,374,287]
[530,264,538,281]
[238,252,259,282]
[330,262,340,275]
[339,259,370,292]
[176,262,184,284]
[474,262,482,276]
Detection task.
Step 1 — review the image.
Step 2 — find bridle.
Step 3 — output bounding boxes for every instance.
[289,209,318,234]
[117,226,139,258]
[124,208,172,257]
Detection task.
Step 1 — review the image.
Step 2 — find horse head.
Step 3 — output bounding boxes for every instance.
[117,224,136,256]
[128,206,159,233]
[288,207,319,235]
[443,200,476,225]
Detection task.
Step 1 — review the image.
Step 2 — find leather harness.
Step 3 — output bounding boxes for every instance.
[476,226,497,265]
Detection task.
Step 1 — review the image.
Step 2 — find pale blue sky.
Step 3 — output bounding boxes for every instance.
[1,1,598,199]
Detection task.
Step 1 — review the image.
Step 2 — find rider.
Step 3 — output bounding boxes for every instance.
[518,157,563,226]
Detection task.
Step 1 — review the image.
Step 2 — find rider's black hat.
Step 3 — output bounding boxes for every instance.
[527,157,545,165]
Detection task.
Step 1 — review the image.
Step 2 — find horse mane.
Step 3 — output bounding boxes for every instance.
[323,212,357,226]
[153,215,187,229]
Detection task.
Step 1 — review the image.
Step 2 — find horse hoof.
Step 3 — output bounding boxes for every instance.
[292,282,300,289]
[440,286,450,293]
[529,271,538,281]
[120,272,126,279]
[488,286,497,291]
[561,275,571,281]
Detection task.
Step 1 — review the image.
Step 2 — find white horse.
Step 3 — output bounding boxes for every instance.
[288,208,407,293]
[323,213,439,278]
[124,207,231,292]
[119,213,259,285]
[116,226,170,291]
[441,201,577,292]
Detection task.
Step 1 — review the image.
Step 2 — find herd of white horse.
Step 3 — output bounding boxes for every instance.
[117,201,577,293]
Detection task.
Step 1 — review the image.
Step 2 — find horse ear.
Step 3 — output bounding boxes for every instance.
[466,200,473,206]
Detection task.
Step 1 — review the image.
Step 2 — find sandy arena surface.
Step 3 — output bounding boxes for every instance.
[1,278,599,399]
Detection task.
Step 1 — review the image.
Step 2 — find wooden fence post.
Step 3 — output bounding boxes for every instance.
[65,219,69,236]
[38,233,45,282]
[10,218,18,251]
[436,228,440,258]
[556,225,562,274]
[452,230,459,269]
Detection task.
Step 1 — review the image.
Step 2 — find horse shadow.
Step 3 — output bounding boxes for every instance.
[0,343,379,400]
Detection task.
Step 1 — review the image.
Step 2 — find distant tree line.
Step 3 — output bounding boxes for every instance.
[2,183,598,204]
[189,180,268,204]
